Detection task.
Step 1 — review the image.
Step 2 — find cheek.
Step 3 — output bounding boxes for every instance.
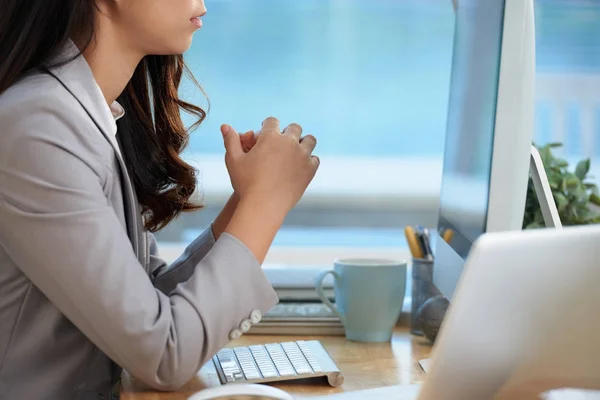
[125,4,195,55]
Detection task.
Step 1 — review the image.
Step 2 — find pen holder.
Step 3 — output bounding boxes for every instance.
[410,257,435,335]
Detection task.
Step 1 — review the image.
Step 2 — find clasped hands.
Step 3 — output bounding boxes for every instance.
[220,116,320,216]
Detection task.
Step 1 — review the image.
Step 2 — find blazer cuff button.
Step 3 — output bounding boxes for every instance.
[240,319,252,333]
[228,328,242,341]
[250,310,262,324]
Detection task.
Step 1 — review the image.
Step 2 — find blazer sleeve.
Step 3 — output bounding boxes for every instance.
[0,109,279,391]
[149,227,217,295]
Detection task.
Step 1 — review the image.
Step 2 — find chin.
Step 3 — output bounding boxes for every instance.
[175,34,196,53]
[150,37,194,56]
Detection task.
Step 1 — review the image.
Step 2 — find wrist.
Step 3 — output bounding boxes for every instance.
[224,195,286,263]
[238,192,289,222]
[212,192,241,240]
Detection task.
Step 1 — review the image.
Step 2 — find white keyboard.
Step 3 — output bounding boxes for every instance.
[212,340,344,387]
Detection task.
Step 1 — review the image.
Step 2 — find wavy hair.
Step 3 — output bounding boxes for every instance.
[0,0,205,232]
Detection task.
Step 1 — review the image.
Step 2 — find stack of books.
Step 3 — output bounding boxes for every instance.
[248,302,345,336]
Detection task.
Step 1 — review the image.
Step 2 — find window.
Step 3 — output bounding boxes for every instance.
[157,0,455,270]
[534,0,600,177]
[156,0,600,274]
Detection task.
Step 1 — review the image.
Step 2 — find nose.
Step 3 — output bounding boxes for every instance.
[197,0,207,16]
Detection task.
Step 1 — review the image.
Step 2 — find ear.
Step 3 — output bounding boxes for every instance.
[94,0,119,15]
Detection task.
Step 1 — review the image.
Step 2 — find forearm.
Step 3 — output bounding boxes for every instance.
[211,192,241,240]
[224,196,286,264]
[154,191,274,291]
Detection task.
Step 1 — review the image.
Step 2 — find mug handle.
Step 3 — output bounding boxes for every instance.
[314,269,346,325]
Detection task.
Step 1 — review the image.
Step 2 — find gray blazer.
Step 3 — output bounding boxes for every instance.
[0,42,279,399]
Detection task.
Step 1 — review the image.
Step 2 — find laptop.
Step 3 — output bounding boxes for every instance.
[315,224,600,399]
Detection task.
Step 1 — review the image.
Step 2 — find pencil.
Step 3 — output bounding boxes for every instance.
[442,228,454,243]
[404,226,424,259]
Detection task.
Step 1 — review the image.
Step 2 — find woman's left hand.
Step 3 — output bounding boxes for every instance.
[211,129,257,239]
[240,130,256,153]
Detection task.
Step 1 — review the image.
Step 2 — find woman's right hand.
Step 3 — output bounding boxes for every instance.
[221,116,320,218]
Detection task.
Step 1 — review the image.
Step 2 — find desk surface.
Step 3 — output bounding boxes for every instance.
[120,327,432,399]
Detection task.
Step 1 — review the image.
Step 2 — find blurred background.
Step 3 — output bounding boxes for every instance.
[156,0,600,258]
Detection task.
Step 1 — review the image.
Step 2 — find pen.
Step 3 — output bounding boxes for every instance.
[404,226,424,259]
[415,231,432,261]
[422,228,434,260]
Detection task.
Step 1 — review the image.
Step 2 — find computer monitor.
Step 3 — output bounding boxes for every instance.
[433,0,536,299]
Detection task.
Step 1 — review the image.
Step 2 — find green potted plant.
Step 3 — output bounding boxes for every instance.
[523,142,600,229]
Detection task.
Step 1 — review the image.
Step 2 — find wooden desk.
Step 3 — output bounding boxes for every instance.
[120,327,433,399]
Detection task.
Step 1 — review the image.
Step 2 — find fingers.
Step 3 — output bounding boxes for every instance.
[311,155,320,171]
[259,119,317,167]
[221,124,243,159]
[303,135,319,174]
[300,134,317,153]
[240,130,256,152]
[261,116,280,134]
[240,130,254,139]
[283,123,303,140]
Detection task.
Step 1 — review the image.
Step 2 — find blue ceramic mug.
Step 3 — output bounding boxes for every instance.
[315,258,407,342]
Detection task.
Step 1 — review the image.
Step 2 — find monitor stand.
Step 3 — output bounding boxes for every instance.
[529,145,562,228]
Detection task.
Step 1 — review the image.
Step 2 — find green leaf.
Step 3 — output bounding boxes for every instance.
[591,193,600,206]
[548,142,563,148]
[575,158,591,180]
[571,206,579,220]
[539,147,552,166]
[566,176,580,189]
[554,160,569,169]
[554,193,569,212]
[569,186,587,201]
[548,169,561,180]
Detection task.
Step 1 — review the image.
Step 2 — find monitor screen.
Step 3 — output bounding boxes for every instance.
[437,0,506,259]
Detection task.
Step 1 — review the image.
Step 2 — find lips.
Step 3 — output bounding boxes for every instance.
[190,16,203,28]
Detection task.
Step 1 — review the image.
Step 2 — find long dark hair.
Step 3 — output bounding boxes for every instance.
[0,0,205,232]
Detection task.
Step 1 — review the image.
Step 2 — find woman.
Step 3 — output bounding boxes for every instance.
[0,0,320,398]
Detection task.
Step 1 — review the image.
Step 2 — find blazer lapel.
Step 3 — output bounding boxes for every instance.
[44,42,146,267]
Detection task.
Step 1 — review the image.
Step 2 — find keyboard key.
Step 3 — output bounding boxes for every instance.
[217,351,242,375]
[265,344,297,377]
[309,364,323,373]
[243,370,262,380]
[217,348,234,358]
[234,347,262,379]
[249,345,279,378]
[220,362,240,373]
[297,342,323,372]
[233,372,244,380]
[281,342,313,374]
